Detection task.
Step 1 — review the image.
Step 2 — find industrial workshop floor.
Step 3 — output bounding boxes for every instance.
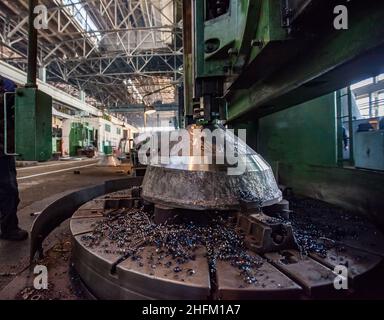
[0,158,132,299]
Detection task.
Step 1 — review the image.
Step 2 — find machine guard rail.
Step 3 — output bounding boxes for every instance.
[30,176,143,263]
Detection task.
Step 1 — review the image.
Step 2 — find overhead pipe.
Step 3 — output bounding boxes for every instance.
[26,0,38,88]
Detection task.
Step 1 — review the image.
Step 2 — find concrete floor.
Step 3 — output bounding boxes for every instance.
[0,158,131,295]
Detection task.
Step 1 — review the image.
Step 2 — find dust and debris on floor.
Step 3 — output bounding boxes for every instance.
[14,235,88,300]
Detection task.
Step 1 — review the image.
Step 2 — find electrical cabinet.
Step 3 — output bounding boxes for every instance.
[355,130,384,171]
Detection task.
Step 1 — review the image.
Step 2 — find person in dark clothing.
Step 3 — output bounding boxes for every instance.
[0,76,28,241]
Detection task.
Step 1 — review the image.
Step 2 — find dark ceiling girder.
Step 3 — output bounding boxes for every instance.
[109,103,178,113]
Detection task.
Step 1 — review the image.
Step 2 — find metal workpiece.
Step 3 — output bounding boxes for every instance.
[142,165,281,210]
[141,125,282,210]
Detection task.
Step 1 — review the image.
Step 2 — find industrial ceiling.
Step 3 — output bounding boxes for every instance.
[0,0,183,111]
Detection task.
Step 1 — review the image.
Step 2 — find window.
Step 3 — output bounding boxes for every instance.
[350,78,374,90]
[355,96,370,118]
[105,124,111,132]
[378,92,384,117]
[60,0,101,43]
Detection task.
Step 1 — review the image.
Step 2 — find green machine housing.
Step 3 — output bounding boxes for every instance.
[69,122,95,156]
[15,87,52,161]
[187,0,384,123]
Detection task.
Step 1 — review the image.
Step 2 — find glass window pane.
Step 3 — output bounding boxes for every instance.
[378,92,384,117]
[356,96,370,118]
[351,78,374,90]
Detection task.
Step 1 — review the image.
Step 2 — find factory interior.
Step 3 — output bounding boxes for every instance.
[0,0,384,302]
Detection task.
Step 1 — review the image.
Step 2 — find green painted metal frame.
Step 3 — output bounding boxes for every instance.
[189,1,384,122]
[193,0,265,79]
[227,1,384,122]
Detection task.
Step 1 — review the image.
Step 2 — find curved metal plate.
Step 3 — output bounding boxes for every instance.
[30,177,143,262]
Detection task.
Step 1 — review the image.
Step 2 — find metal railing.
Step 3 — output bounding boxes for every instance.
[2,92,19,156]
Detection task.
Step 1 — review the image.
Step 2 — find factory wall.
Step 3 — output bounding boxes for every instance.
[257,93,384,228]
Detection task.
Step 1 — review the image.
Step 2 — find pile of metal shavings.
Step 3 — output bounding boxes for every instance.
[278,198,370,257]
[289,222,330,258]
[81,207,264,286]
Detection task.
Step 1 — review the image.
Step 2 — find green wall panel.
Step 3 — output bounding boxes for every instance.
[258,93,337,167]
[256,93,384,228]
